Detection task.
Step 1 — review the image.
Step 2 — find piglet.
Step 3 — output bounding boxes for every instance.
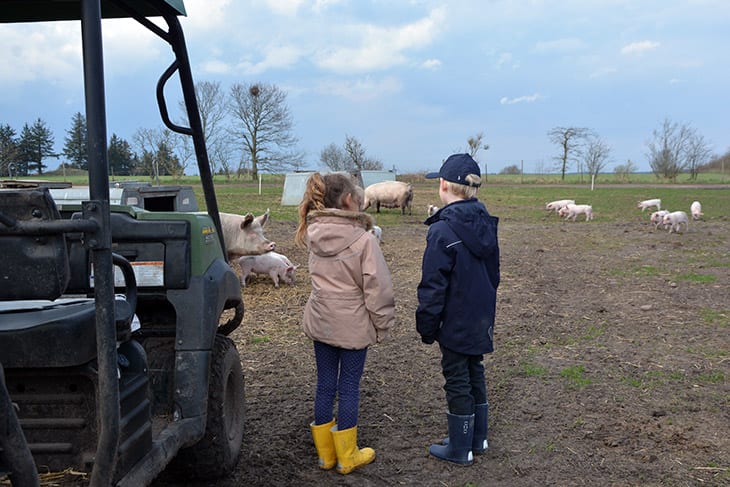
[637,199,661,212]
[690,201,703,220]
[238,251,298,288]
[662,211,689,233]
[369,225,382,243]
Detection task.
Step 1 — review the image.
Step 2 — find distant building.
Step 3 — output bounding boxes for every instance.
[280,169,395,206]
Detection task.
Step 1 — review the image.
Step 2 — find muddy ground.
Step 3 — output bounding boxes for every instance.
[156,213,729,487]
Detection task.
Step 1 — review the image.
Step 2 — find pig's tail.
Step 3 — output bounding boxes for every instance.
[295,172,327,248]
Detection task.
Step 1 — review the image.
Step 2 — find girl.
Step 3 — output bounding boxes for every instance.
[295,172,395,475]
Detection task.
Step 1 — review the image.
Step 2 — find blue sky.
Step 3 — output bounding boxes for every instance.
[1,0,728,175]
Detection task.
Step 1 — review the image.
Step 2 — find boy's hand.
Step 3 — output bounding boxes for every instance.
[420,335,436,345]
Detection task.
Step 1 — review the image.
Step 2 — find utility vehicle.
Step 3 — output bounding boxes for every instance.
[0,1,246,485]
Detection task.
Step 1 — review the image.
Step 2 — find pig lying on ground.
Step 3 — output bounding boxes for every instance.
[220,209,276,260]
[637,199,661,211]
[238,251,298,288]
[546,199,575,213]
[690,201,703,220]
[363,181,413,215]
[662,211,689,233]
[650,210,670,229]
[427,204,439,217]
[558,203,594,221]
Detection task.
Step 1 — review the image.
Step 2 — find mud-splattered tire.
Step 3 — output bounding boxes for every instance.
[171,335,245,478]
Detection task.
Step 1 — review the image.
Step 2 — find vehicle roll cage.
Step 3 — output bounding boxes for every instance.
[0,2,227,485]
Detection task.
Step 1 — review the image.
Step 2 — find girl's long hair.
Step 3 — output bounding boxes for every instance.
[295,172,357,248]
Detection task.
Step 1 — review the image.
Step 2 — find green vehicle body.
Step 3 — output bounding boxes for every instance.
[0,2,247,486]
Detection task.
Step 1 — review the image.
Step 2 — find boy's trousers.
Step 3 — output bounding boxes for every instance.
[439,344,487,415]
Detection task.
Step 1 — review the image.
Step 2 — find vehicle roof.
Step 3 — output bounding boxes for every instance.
[0,0,186,23]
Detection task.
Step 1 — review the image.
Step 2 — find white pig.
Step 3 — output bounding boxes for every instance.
[220,209,276,261]
[369,225,382,242]
[690,201,703,220]
[650,210,670,229]
[546,199,575,213]
[363,181,413,215]
[427,204,439,217]
[238,251,298,288]
[637,199,661,212]
[558,203,593,221]
[662,211,689,233]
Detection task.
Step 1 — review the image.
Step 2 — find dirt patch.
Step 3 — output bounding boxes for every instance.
[155,216,730,487]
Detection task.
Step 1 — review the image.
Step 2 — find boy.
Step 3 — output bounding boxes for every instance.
[416,153,500,465]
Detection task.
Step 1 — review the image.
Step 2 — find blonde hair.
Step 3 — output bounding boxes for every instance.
[444,173,481,199]
[295,172,360,248]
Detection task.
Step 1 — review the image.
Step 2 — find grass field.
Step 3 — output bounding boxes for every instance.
[11,171,730,224]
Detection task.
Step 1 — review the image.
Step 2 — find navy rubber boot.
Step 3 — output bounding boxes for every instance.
[441,403,489,454]
[472,403,489,454]
[429,413,474,465]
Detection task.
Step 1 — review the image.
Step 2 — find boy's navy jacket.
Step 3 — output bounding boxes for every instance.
[416,197,500,355]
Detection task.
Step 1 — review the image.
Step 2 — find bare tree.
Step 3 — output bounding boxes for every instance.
[344,135,382,170]
[179,80,231,178]
[646,118,697,181]
[229,82,304,178]
[583,136,611,181]
[685,132,712,180]
[467,132,490,158]
[319,143,348,171]
[132,127,184,181]
[548,126,591,180]
[320,135,383,172]
[613,159,637,181]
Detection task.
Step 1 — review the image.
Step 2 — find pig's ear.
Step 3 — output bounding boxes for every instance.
[286,266,294,272]
[241,213,254,229]
[255,208,270,227]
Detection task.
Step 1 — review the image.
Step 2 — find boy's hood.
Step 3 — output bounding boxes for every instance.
[425,198,497,258]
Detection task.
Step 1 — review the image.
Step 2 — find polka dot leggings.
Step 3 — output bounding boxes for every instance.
[313,341,368,430]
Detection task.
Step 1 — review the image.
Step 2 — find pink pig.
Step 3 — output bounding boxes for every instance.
[238,252,299,288]
[220,209,276,260]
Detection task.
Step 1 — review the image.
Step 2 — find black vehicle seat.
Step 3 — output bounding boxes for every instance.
[0,188,134,368]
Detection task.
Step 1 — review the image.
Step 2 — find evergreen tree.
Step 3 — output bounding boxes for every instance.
[63,112,88,170]
[18,118,55,175]
[0,124,19,177]
[155,140,181,176]
[108,133,136,176]
[16,124,34,176]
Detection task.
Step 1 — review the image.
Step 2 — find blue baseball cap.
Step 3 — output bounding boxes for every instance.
[425,153,482,187]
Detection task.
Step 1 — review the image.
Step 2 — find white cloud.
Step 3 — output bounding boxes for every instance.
[313,0,343,13]
[316,76,402,102]
[534,37,586,53]
[264,0,306,16]
[0,23,81,84]
[235,44,305,74]
[314,7,445,73]
[589,67,617,78]
[183,0,232,30]
[421,58,442,69]
[499,93,543,105]
[102,19,163,72]
[495,52,519,70]
[201,59,232,74]
[620,40,660,55]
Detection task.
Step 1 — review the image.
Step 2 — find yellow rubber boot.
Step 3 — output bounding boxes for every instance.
[310,419,337,469]
[330,425,375,475]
